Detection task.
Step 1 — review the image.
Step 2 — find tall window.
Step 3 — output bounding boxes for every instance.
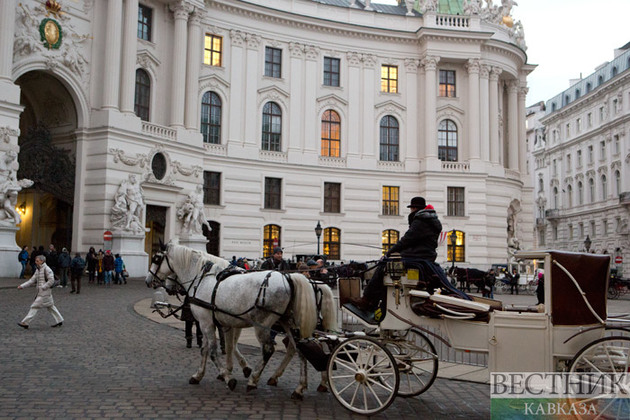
[447,230,465,263]
[438,119,458,161]
[439,70,456,97]
[323,227,340,260]
[264,177,282,209]
[263,224,281,258]
[589,178,595,202]
[379,116,399,161]
[600,140,606,160]
[203,171,221,205]
[323,57,340,87]
[262,102,282,151]
[264,47,282,78]
[382,230,399,256]
[137,5,152,41]
[380,65,398,93]
[577,150,582,166]
[382,186,399,216]
[601,175,607,201]
[553,187,558,209]
[588,145,593,163]
[324,182,341,213]
[567,184,573,207]
[447,187,465,216]
[321,110,340,157]
[203,34,222,66]
[200,91,221,144]
[134,69,150,121]
[578,181,583,205]
[615,170,621,196]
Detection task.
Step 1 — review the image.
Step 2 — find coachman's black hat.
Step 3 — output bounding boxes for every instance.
[407,196,426,209]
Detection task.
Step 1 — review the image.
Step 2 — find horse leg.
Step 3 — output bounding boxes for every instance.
[221,327,237,391]
[190,319,221,385]
[317,370,329,393]
[267,335,296,387]
[246,327,276,392]
[290,353,309,400]
[231,328,252,378]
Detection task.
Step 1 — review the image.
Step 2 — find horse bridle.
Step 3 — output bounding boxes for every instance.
[148,251,178,290]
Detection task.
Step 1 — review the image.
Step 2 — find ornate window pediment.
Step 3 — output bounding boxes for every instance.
[374,100,406,121]
[137,49,161,72]
[258,85,289,109]
[436,103,464,117]
[199,74,230,94]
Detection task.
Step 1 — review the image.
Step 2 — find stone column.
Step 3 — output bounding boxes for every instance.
[0,1,16,81]
[466,59,481,160]
[507,80,519,170]
[243,34,260,146]
[518,85,528,175]
[228,30,246,144]
[404,58,420,161]
[170,2,190,127]
[288,43,304,152]
[346,52,362,157]
[119,0,139,113]
[184,10,203,129]
[422,55,440,159]
[362,55,377,158]
[102,0,123,109]
[479,65,490,161]
[303,47,319,152]
[489,67,502,164]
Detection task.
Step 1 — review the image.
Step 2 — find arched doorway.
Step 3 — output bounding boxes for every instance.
[14,71,77,251]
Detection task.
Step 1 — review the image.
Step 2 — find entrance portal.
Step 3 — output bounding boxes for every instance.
[145,205,167,263]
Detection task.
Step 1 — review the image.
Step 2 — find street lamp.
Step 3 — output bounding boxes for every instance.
[449,229,457,269]
[584,235,592,253]
[315,221,323,255]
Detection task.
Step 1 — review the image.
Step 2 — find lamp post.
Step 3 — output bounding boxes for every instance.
[449,229,457,269]
[315,221,323,256]
[584,235,592,253]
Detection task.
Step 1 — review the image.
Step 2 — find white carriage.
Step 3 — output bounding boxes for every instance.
[324,250,630,415]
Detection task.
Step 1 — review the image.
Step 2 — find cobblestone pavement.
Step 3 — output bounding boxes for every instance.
[0,279,490,419]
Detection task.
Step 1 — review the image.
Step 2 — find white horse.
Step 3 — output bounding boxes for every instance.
[146,242,335,397]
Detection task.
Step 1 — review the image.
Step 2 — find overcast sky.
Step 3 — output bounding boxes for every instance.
[375,0,629,106]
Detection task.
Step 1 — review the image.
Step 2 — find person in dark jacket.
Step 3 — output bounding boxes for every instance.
[350,196,443,311]
[18,246,29,279]
[102,250,115,286]
[45,244,59,276]
[58,247,71,288]
[70,252,86,294]
[260,247,290,271]
[86,247,97,283]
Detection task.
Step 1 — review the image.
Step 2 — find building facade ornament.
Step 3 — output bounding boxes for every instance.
[0,127,19,144]
[230,29,246,47]
[346,52,362,67]
[404,58,420,73]
[246,33,261,49]
[304,45,320,61]
[0,150,33,226]
[176,185,210,234]
[421,55,440,71]
[110,148,149,168]
[465,58,480,74]
[172,160,203,178]
[289,42,304,58]
[111,174,146,233]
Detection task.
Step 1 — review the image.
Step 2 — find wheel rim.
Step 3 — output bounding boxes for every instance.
[568,336,630,420]
[327,337,399,415]
[385,329,439,397]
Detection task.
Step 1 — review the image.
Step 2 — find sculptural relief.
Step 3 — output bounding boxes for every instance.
[0,150,34,226]
[176,185,210,235]
[111,174,145,234]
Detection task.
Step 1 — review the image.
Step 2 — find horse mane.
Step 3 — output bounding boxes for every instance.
[166,242,231,282]
[318,283,337,332]
[287,273,317,339]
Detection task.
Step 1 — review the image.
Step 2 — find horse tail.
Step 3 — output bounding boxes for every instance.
[318,283,338,332]
[287,273,317,339]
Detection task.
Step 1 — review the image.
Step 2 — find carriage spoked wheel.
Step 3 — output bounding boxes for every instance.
[382,329,438,398]
[567,336,630,419]
[327,336,399,415]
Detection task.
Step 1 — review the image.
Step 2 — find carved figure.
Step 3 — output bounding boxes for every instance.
[0,150,33,226]
[463,0,482,15]
[111,174,145,233]
[176,185,210,235]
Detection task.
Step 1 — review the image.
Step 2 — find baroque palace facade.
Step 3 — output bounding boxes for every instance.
[531,43,630,277]
[0,0,534,275]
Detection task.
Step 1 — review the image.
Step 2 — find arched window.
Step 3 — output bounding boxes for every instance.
[200,91,221,144]
[553,187,558,209]
[262,224,281,258]
[447,230,465,263]
[539,178,544,193]
[578,181,583,205]
[321,110,340,157]
[575,89,580,99]
[601,175,607,200]
[615,170,621,196]
[598,75,604,86]
[586,82,592,93]
[379,116,399,161]
[262,102,282,151]
[323,227,340,260]
[381,229,399,256]
[438,119,458,161]
[134,69,151,121]
[612,66,618,77]
[567,184,573,207]
[589,178,595,202]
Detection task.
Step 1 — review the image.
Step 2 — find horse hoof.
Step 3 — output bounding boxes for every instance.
[243,367,252,378]
[291,391,304,400]
[267,377,278,387]
[189,377,200,385]
[216,374,225,382]
[316,384,328,393]
[246,385,257,392]
[228,378,237,391]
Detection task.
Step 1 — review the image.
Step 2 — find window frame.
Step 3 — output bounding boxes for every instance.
[323,57,340,87]
[447,186,465,217]
[382,229,399,256]
[323,182,341,213]
[438,119,458,161]
[137,4,152,42]
[203,34,222,67]
[203,171,221,205]
[323,227,340,260]
[264,177,282,210]
[262,102,282,152]
[379,115,399,161]
[134,68,151,121]
[447,230,465,263]
[264,47,282,78]
[439,69,456,97]
[321,110,341,157]
[382,186,399,216]
[380,65,398,93]
[200,91,222,144]
[262,224,281,258]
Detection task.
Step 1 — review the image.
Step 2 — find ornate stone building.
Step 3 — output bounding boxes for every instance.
[532,43,630,276]
[0,0,534,276]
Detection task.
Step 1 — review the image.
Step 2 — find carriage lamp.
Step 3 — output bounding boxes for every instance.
[315,221,323,255]
[387,253,405,280]
[17,201,26,216]
[584,235,592,253]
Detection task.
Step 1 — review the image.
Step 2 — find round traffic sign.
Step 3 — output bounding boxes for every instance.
[103,230,113,241]
[615,256,623,264]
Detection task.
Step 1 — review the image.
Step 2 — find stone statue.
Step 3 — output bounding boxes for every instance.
[0,150,33,226]
[176,185,210,235]
[462,0,482,15]
[419,0,438,13]
[111,174,145,233]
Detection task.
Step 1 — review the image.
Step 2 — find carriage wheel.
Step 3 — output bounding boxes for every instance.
[327,336,399,415]
[567,336,630,419]
[607,285,620,300]
[383,329,438,398]
[526,280,537,295]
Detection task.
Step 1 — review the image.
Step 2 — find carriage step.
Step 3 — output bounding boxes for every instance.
[342,303,380,325]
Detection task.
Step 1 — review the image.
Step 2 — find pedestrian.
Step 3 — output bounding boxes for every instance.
[97,250,104,284]
[114,253,127,284]
[18,245,29,279]
[181,296,203,349]
[16,255,64,329]
[507,267,520,295]
[70,252,86,294]
[58,247,71,288]
[260,247,290,271]
[46,244,59,276]
[86,247,97,283]
[484,268,496,299]
[536,272,545,305]
[29,246,38,275]
[102,250,115,286]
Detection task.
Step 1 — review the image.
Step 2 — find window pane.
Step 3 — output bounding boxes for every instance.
[321,110,340,157]
[134,69,150,121]
[203,171,220,205]
[324,182,341,213]
[203,34,222,66]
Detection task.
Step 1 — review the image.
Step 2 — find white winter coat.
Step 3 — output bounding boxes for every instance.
[20,263,56,308]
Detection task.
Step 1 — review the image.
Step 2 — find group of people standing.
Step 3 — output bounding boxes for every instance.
[85,247,128,287]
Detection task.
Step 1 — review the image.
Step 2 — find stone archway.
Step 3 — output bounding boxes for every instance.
[15,71,77,251]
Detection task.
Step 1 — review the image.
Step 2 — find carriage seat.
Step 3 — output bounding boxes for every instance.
[409,290,491,322]
[342,302,380,325]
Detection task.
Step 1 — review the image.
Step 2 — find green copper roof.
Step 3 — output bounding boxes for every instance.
[438,0,464,15]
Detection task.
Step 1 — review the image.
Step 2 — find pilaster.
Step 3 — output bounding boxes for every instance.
[120,0,139,113]
[466,59,481,161]
[507,80,519,170]
[489,66,502,164]
[169,1,191,127]
[102,0,123,109]
[184,10,204,130]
